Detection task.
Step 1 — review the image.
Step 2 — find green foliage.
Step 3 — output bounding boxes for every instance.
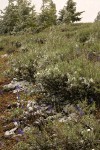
[4,23,100,105]
[0,0,37,34]
[77,28,91,43]
[37,0,57,29]
[95,11,100,22]
[8,52,37,82]
[0,1,18,34]
[0,16,100,150]
[58,0,84,23]
[40,68,99,104]
[14,109,100,150]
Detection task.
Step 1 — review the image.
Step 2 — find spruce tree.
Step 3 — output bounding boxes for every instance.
[0,0,18,33]
[0,0,36,34]
[58,0,84,23]
[38,0,57,28]
[95,11,100,22]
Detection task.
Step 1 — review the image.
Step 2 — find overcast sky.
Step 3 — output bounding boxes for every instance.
[0,0,100,22]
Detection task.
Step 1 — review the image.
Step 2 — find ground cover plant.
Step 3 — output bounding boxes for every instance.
[0,22,100,150]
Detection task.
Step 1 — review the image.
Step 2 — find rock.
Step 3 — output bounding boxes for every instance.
[3,80,33,92]
[4,127,18,137]
[28,107,33,112]
[1,54,8,58]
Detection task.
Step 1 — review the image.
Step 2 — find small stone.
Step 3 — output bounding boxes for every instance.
[4,127,17,137]
[13,121,18,127]
[87,129,91,132]
[1,54,8,58]
[28,107,33,112]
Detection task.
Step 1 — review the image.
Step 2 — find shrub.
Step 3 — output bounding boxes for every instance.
[8,56,37,82]
[77,28,91,43]
[14,112,100,150]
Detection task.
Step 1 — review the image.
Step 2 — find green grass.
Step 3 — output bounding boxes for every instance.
[0,22,100,150]
[0,22,100,103]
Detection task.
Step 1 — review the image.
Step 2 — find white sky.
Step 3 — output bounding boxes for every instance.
[0,0,100,22]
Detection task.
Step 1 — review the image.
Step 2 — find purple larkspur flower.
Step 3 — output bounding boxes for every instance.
[15,138,20,142]
[0,141,4,147]
[47,105,52,111]
[16,85,20,90]
[88,98,94,104]
[0,90,3,95]
[13,118,19,124]
[76,105,81,111]
[18,129,24,135]
[76,105,84,116]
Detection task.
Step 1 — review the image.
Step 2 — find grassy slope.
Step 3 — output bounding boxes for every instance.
[0,22,100,149]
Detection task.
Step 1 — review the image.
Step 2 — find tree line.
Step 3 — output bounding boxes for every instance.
[0,0,84,34]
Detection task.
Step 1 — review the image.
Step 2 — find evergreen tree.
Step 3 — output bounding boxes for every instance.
[0,0,36,34]
[0,0,18,33]
[95,11,100,21]
[38,0,57,28]
[15,0,36,32]
[58,0,84,23]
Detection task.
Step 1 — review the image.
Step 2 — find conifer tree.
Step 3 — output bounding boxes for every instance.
[95,11,100,21]
[0,0,18,33]
[38,0,57,28]
[58,0,84,23]
[0,0,36,34]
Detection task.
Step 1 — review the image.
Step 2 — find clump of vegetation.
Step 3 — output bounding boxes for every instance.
[14,112,100,150]
[58,0,84,23]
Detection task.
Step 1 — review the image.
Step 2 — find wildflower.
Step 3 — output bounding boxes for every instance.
[88,97,94,104]
[76,105,84,116]
[18,129,24,135]
[0,90,3,96]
